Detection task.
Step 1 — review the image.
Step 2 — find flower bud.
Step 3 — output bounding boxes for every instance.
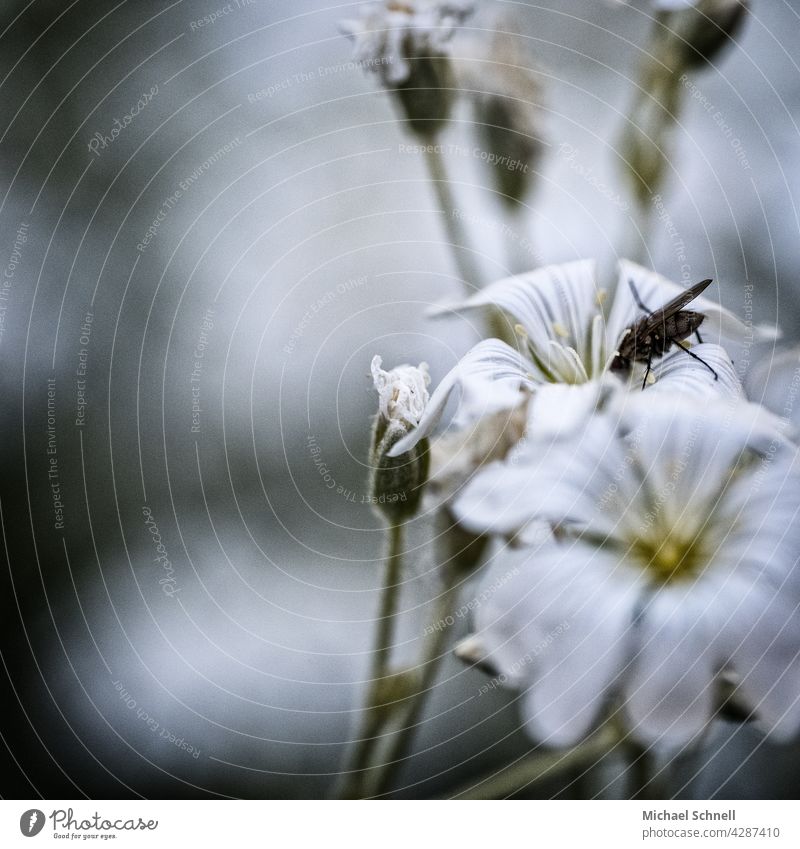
[369,355,431,520]
[666,0,749,69]
[458,24,545,208]
[340,1,474,138]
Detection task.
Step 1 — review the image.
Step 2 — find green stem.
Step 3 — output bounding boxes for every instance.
[337,523,405,799]
[424,145,484,296]
[626,739,661,800]
[371,523,404,683]
[363,579,461,797]
[617,12,685,262]
[444,726,622,800]
[424,141,516,344]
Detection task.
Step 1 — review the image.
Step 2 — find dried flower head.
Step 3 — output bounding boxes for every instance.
[369,355,431,519]
[340,1,474,136]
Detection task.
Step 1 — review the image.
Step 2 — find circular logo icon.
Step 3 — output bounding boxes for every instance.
[19,810,46,837]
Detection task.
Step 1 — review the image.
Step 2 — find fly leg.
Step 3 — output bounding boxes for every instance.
[641,351,652,391]
[628,279,653,315]
[674,340,718,380]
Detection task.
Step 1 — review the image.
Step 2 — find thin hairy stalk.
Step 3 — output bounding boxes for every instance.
[337,523,405,799]
[363,578,461,797]
[424,145,484,295]
[617,14,684,262]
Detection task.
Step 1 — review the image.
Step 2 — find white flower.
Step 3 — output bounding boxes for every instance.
[453,394,800,746]
[371,355,430,427]
[339,0,473,87]
[390,259,754,455]
[745,346,800,442]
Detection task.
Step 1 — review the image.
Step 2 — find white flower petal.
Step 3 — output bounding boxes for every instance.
[340,1,473,86]
[525,381,607,440]
[714,576,800,741]
[625,586,719,745]
[432,259,604,378]
[511,545,640,746]
[386,339,534,457]
[745,346,800,438]
[453,416,625,538]
[648,343,743,400]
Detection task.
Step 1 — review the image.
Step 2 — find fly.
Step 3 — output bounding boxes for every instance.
[610,278,719,389]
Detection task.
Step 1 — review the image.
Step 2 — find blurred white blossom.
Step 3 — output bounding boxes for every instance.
[745,346,800,441]
[453,394,800,746]
[340,0,473,87]
[340,1,474,135]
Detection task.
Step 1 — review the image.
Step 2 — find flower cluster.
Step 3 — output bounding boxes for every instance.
[375,259,800,747]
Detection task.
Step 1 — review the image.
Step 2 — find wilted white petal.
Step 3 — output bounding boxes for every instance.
[371,355,430,426]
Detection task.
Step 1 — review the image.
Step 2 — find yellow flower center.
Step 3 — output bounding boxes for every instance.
[632,532,706,585]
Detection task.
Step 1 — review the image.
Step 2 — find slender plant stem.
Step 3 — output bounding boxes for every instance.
[337,522,405,799]
[424,145,484,295]
[362,578,461,797]
[370,523,404,684]
[626,738,660,800]
[444,726,622,800]
[424,143,516,344]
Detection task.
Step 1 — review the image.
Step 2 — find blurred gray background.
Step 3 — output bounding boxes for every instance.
[1,0,799,798]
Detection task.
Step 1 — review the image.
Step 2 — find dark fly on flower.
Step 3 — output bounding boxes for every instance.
[610,277,719,389]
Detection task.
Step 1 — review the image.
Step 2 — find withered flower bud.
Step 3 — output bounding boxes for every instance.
[659,0,749,69]
[340,1,474,137]
[369,355,431,520]
[458,24,545,208]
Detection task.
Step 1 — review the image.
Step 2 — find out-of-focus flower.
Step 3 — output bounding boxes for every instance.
[389,259,753,456]
[453,394,800,746]
[666,0,749,69]
[618,0,748,207]
[456,23,545,208]
[745,346,800,441]
[340,1,474,136]
[369,356,431,519]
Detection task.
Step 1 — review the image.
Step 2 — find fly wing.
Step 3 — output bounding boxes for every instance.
[638,278,713,335]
